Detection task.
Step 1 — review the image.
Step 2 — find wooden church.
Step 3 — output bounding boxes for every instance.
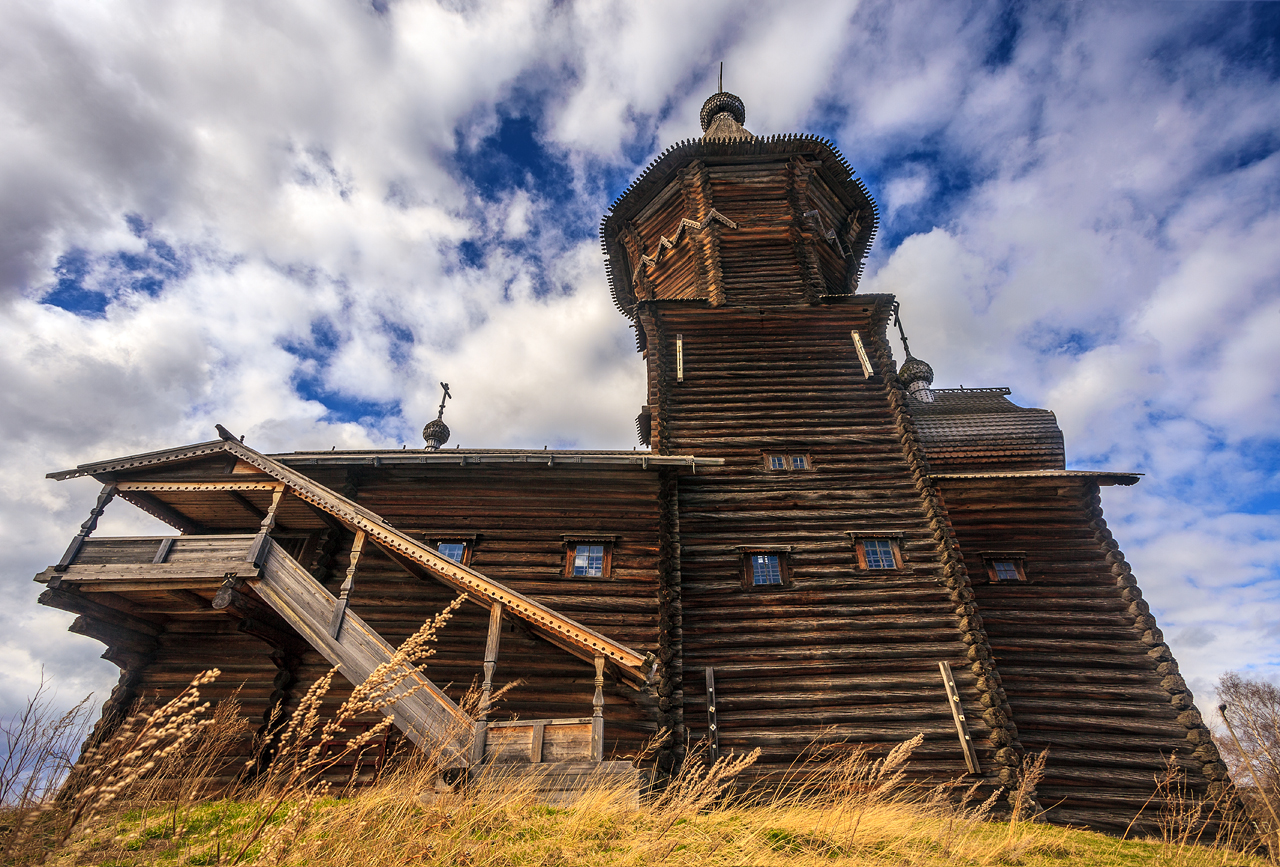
[36,91,1232,833]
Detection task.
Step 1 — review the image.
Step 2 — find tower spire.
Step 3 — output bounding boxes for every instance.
[893,303,935,402]
[422,382,452,449]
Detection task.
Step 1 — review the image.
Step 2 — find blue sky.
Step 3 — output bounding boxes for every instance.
[0,0,1277,718]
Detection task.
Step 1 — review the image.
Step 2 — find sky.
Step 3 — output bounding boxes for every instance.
[1,0,1277,725]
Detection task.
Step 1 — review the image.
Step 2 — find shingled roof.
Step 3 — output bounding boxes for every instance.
[909,387,1066,472]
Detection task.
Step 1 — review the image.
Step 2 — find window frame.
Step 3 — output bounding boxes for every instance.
[561,535,617,579]
[425,534,477,567]
[980,552,1028,584]
[737,546,794,590]
[763,452,813,472]
[846,533,905,571]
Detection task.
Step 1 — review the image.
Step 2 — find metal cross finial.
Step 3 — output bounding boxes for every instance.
[892,301,913,358]
[718,61,723,93]
[437,382,452,420]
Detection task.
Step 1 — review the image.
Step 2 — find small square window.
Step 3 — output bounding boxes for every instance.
[791,455,807,470]
[770,455,787,470]
[563,540,613,578]
[751,554,783,585]
[864,539,896,569]
[740,548,792,589]
[984,557,1027,583]
[852,537,902,570]
[437,542,467,563]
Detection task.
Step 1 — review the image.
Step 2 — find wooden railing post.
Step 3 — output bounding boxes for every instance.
[55,484,116,573]
[471,602,503,764]
[246,485,286,568]
[591,655,605,762]
[327,530,366,639]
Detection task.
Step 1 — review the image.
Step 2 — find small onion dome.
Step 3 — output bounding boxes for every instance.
[700,91,746,131]
[422,417,450,450]
[898,355,936,402]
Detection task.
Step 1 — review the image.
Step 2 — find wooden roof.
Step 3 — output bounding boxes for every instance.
[600,134,879,317]
[47,437,675,683]
[909,388,1067,472]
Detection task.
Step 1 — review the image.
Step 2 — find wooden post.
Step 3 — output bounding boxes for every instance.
[705,666,721,765]
[327,529,366,639]
[55,484,116,572]
[939,661,981,774]
[591,655,606,762]
[471,602,503,764]
[246,485,286,568]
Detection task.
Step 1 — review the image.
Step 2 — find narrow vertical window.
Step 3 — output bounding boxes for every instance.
[851,330,874,378]
[676,333,684,382]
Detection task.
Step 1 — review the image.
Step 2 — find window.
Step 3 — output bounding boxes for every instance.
[427,537,474,566]
[739,547,792,589]
[764,453,812,471]
[750,554,783,585]
[863,539,896,569]
[574,544,605,576]
[850,535,903,570]
[437,542,468,563]
[983,555,1027,583]
[562,536,615,578]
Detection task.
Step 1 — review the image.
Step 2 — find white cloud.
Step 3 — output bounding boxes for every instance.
[0,0,1276,723]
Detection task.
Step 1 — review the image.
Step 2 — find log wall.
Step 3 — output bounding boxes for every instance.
[638,297,1004,783]
[940,476,1230,833]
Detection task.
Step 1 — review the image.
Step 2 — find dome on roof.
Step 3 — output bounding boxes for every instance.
[422,417,450,450]
[898,355,935,402]
[700,91,746,131]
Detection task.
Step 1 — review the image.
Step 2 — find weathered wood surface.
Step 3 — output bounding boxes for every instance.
[252,538,472,769]
[941,476,1223,833]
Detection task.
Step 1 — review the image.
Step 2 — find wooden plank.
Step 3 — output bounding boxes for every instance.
[938,661,980,774]
[252,539,471,768]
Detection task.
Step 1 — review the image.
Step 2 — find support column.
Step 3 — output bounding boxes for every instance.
[328,529,366,639]
[471,602,503,764]
[591,655,605,762]
[55,484,116,572]
[246,485,286,568]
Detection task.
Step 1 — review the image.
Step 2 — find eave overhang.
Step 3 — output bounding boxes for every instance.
[931,470,1142,486]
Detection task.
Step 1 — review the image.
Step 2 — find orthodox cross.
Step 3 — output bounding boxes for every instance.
[436,382,452,419]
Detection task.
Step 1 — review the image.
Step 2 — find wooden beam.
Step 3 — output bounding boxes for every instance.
[39,587,164,636]
[118,491,206,535]
[116,480,280,492]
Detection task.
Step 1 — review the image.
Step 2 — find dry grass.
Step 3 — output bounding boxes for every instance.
[4,601,1273,866]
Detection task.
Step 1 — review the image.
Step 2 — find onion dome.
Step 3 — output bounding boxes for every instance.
[700,91,751,140]
[422,416,450,450]
[899,355,936,402]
